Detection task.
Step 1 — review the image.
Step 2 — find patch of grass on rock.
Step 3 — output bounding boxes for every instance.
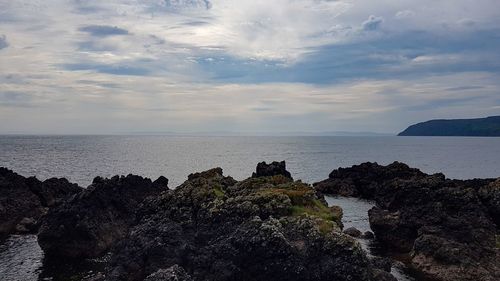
[213,183,225,198]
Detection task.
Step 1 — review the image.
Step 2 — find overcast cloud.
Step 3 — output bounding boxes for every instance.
[1,0,499,134]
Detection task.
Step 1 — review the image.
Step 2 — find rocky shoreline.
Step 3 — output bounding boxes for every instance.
[315,162,500,281]
[0,167,81,237]
[1,161,499,281]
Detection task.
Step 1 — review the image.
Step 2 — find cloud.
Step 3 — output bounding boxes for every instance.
[161,0,213,10]
[1,69,499,134]
[1,0,500,134]
[79,25,129,37]
[0,35,8,50]
[395,10,415,19]
[362,15,384,31]
[62,63,151,76]
[404,96,487,111]
[0,91,35,108]
[77,39,121,52]
[457,18,476,27]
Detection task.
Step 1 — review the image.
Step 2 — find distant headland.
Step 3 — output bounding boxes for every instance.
[398,116,500,136]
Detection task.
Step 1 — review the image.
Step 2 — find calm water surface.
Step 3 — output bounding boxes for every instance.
[1,135,499,187]
[326,196,416,281]
[1,135,499,281]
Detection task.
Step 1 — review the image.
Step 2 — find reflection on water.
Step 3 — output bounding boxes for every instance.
[1,135,499,188]
[325,196,416,281]
[0,235,107,281]
[0,235,43,281]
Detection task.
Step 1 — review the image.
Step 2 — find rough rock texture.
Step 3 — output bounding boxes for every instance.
[38,174,168,258]
[479,179,500,227]
[370,256,393,272]
[313,162,427,197]
[343,227,362,238]
[252,161,293,180]
[369,256,396,281]
[145,265,193,281]
[371,270,397,281]
[92,165,390,281]
[0,167,81,237]
[362,231,375,239]
[315,162,500,281]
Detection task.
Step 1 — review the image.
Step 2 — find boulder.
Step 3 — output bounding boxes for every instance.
[362,231,374,239]
[343,227,362,238]
[252,161,293,180]
[38,174,168,258]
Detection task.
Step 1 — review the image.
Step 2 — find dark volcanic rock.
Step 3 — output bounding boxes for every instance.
[316,162,500,281]
[153,176,169,189]
[99,167,383,281]
[38,174,168,258]
[362,231,375,239]
[145,265,193,281]
[343,227,362,238]
[370,256,393,272]
[371,270,398,281]
[478,179,500,227]
[313,162,428,197]
[252,161,293,180]
[28,177,82,207]
[368,207,415,252]
[0,167,81,237]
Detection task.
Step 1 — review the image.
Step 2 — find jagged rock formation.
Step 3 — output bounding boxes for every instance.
[0,167,81,237]
[315,162,500,281]
[103,166,382,281]
[33,162,392,281]
[252,161,293,179]
[38,174,169,258]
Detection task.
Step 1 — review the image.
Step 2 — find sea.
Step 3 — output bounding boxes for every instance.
[1,135,500,281]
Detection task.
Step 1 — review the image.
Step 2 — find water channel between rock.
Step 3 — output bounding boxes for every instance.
[325,196,416,281]
[0,196,428,281]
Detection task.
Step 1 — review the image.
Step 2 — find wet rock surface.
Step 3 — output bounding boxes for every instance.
[316,162,500,281]
[0,167,81,237]
[38,174,169,258]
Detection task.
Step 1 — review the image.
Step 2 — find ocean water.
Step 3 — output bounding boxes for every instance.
[1,135,500,188]
[1,135,500,281]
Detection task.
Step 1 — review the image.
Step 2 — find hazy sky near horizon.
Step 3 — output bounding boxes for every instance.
[1,0,500,134]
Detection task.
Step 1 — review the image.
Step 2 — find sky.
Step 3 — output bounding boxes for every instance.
[1,0,500,134]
